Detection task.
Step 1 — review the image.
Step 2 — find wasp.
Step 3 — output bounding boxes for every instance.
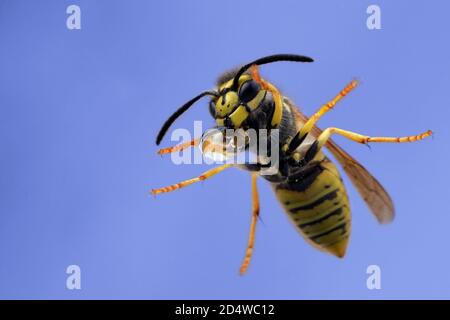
[152,54,432,275]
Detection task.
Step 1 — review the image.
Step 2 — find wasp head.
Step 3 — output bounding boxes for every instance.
[209,70,275,131]
[155,54,313,146]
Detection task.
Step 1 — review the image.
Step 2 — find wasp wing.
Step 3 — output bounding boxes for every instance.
[290,104,395,224]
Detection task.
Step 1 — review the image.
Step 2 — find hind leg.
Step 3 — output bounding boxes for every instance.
[239,174,260,275]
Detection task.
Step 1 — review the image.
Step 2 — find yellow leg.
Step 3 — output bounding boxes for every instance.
[317,127,432,148]
[300,80,358,137]
[157,138,200,155]
[151,164,233,195]
[239,174,260,275]
[302,127,432,164]
[288,80,358,153]
[303,127,432,164]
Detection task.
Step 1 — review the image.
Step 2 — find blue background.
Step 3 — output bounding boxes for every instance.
[0,0,448,299]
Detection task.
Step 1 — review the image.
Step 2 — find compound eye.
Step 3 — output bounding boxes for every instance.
[209,100,216,117]
[238,80,260,103]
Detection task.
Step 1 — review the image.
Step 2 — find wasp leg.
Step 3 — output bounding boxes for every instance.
[288,80,359,153]
[157,138,200,155]
[302,127,433,164]
[151,164,233,195]
[239,174,260,275]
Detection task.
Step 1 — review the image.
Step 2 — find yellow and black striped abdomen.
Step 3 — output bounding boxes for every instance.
[272,156,351,257]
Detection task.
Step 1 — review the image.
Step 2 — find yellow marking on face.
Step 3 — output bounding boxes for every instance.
[215,74,269,128]
[215,91,238,118]
[229,105,249,128]
[246,90,266,111]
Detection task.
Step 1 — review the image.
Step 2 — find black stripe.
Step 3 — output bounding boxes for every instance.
[290,189,339,213]
[298,207,344,228]
[287,132,308,153]
[277,162,324,192]
[310,222,347,242]
[303,140,319,163]
[323,234,349,248]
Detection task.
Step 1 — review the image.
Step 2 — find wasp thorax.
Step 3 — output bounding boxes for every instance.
[215,91,238,118]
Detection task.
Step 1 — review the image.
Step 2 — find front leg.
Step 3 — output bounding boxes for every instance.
[151,164,234,195]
